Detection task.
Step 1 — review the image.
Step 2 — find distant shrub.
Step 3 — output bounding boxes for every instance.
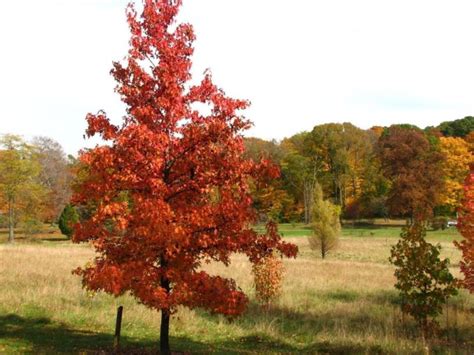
[58,204,79,238]
[343,200,362,220]
[389,223,458,337]
[0,214,7,228]
[361,196,389,219]
[430,216,448,231]
[252,254,284,308]
[21,218,42,238]
[343,219,375,227]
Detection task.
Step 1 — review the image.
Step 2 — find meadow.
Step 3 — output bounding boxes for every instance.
[0,224,473,354]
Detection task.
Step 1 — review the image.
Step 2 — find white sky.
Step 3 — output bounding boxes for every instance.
[1,0,473,155]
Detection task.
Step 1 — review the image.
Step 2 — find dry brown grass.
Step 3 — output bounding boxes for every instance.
[0,235,473,353]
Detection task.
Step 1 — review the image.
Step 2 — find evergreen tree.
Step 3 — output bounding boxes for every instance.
[58,204,79,238]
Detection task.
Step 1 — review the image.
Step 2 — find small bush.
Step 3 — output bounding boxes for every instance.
[389,223,458,336]
[0,214,7,228]
[58,204,79,238]
[343,200,362,220]
[252,254,285,308]
[21,218,42,238]
[430,216,448,231]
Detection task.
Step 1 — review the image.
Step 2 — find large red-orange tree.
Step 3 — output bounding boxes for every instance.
[72,1,297,353]
[456,165,474,293]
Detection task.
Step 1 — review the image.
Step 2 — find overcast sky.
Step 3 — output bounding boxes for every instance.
[1,0,473,155]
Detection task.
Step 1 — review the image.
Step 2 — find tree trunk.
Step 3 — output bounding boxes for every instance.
[160,268,171,354]
[420,318,429,354]
[160,309,170,354]
[304,180,314,224]
[8,198,14,243]
[303,181,309,224]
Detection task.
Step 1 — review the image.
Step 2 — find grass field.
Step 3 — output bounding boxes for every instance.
[0,224,473,354]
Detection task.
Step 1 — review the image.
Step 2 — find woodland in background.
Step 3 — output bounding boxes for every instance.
[244,116,474,224]
[0,135,74,240]
[0,116,472,235]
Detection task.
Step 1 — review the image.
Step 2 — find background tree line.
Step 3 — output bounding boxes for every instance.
[0,134,73,241]
[0,116,472,240]
[244,116,474,224]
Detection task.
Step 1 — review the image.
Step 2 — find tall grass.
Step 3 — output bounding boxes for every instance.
[0,232,472,353]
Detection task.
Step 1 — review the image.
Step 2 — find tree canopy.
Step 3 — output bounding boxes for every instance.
[71,1,297,352]
[377,126,444,221]
[437,116,474,138]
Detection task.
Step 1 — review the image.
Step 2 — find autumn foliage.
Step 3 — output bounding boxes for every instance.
[252,254,285,307]
[308,183,341,259]
[377,126,444,221]
[71,0,297,351]
[439,137,473,210]
[389,223,457,334]
[456,165,474,293]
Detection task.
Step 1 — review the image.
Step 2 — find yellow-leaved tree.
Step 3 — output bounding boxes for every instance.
[439,137,473,211]
[309,183,341,259]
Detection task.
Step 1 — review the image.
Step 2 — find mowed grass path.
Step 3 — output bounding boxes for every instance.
[0,226,473,353]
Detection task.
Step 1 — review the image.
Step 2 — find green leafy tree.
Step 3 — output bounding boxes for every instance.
[0,135,44,242]
[22,218,43,238]
[305,123,374,211]
[280,133,319,223]
[308,183,341,259]
[306,123,350,207]
[58,204,79,238]
[389,223,458,336]
[356,157,389,219]
[243,137,284,163]
[243,137,293,222]
[437,116,474,138]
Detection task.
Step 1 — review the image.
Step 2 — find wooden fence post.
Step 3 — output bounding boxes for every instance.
[114,306,123,351]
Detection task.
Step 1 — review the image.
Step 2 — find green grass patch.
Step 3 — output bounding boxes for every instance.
[253,222,462,241]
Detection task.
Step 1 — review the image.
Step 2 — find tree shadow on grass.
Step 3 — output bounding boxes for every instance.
[0,314,209,354]
[0,313,315,354]
[2,307,472,354]
[0,313,385,354]
[0,314,107,353]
